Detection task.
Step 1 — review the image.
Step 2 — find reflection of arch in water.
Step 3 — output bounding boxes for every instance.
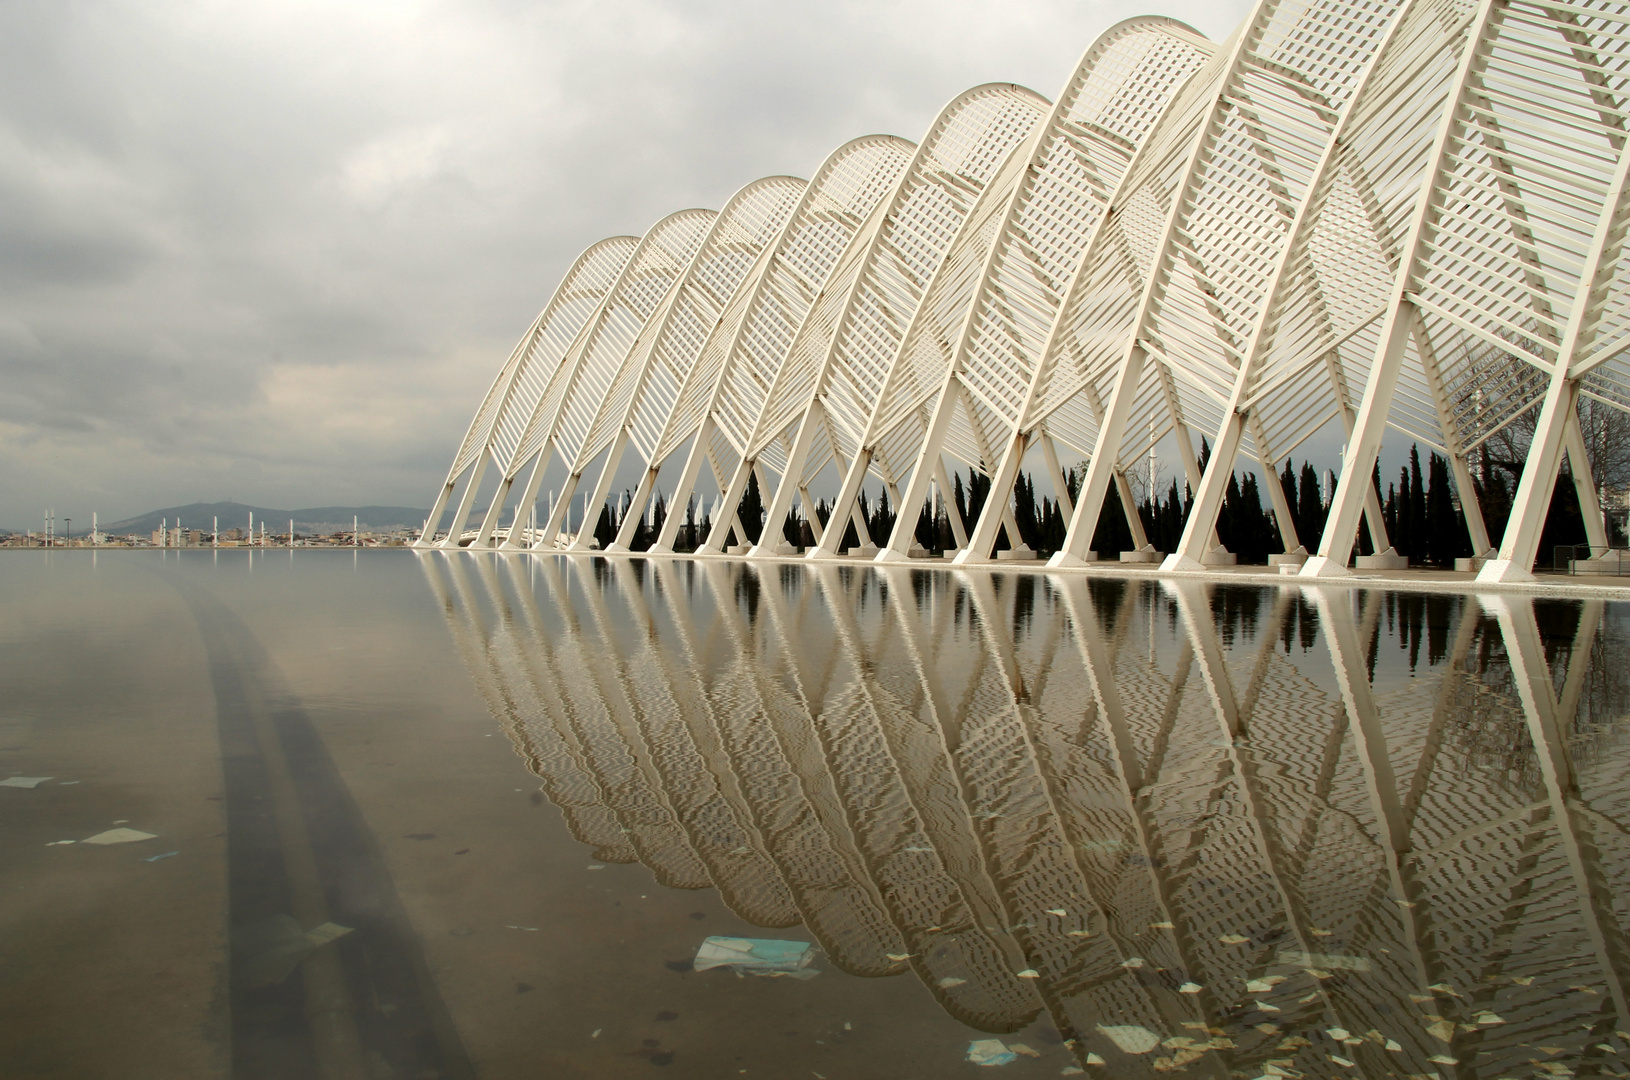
[543,557,802,924]
[804,565,1043,1031]
[421,553,1630,1075]
[633,559,909,972]
[419,553,637,864]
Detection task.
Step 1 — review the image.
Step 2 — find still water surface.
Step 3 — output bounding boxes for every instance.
[3,550,1629,1079]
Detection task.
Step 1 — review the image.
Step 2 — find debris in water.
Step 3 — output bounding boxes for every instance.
[0,776,53,788]
[1017,969,1040,979]
[1178,982,1202,994]
[1278,950,1369,971]
[1096,1025,1160,1055]
[82,828,156,845]
[967,1039,1018,1066]
[1120,957,1145,969]
[1009,1043,1040,1058]
[938,977,967,988]
[145,851,179,862]
[693,937,817,979]
[1245,976,1286,993]
[1046,909,1067,916]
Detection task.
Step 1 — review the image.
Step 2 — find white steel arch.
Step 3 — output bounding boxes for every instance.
[822,18,1218,565]
[481,208,717,549]
[1307,0,1630,583]
[616,135,917,554]
[420,236,639,547]
[1035,0,1412,570]
[1160,0,1485,573]
[504,175,809,551]
[708,83,1054,558]
[427,1,1630,578]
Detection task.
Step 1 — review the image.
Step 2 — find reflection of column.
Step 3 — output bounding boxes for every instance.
[808,564,1041,1032]
[582,558,800,925]
[1487,595,1630,1028]
[948,570,1194,1052]
[1054,576,1271,1069]
[1310,585,1475,1068]
[512,557,712,888]
[417,553,635,862]
[676,561,911,978]
[1166,580,1382,1063]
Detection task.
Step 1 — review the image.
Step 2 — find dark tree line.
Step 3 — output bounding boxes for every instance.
[580,436,1593,567]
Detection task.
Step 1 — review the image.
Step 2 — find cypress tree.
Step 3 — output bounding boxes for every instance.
[739,470,766,544]
[1426,452,1467,565]
[1298,462,1325,551]
[1408,445,1428,562]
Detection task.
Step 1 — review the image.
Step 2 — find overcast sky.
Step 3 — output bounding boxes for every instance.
[0,0,1260,529]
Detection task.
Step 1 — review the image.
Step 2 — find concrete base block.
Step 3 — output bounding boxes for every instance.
[1356,547,1409,570]
[846,544,879,558]
[997,545,1039,561]
[727,543,753,555]
[1453,556,1488,573]
[1120,549,1162,564]
[1268,551,1307,567]
[1202,548,1237,566]
[907,546,933,559]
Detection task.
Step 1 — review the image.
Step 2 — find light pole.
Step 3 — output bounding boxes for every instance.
[64,518,70,545]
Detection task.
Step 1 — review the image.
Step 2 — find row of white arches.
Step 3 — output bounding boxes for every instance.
[424,0,1630,584]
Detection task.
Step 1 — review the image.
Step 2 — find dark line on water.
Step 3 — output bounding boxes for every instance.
[167,573,475,1080]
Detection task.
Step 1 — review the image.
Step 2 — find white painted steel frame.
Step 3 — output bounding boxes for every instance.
[716,83,1054,559]
[811,18,1218,566]
[426,0,1630,577]
[632,135,917,554]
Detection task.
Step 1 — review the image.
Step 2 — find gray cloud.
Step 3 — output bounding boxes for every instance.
[0,0,1254,528]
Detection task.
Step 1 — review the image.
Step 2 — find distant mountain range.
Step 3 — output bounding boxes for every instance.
[100,501,431,536]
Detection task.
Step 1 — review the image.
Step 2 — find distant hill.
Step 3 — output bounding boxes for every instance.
[102,501,431,536]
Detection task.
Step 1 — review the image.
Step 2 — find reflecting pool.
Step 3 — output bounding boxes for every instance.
[3,550,1629,1079]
